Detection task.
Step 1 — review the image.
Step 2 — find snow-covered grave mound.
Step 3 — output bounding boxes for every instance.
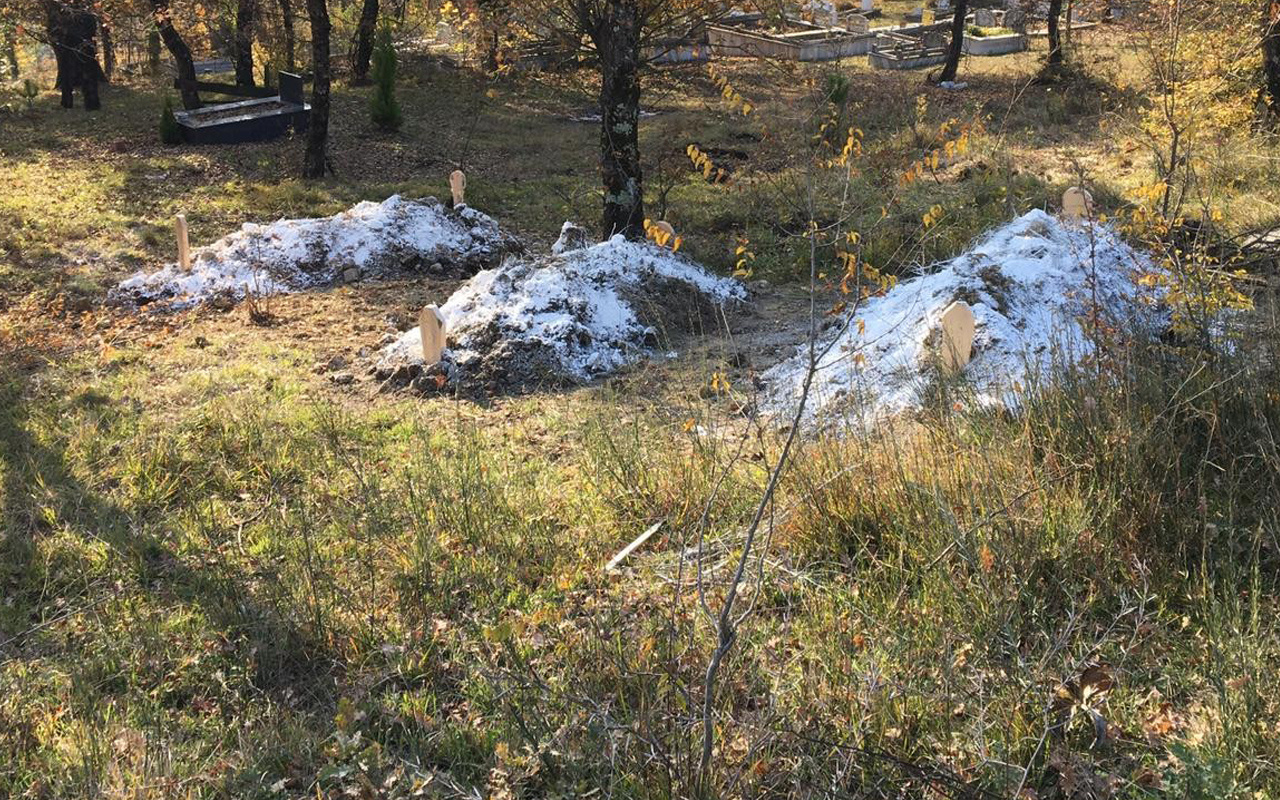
[763,210,1159,424]
[376,229,746,389]
[110,195,514,308]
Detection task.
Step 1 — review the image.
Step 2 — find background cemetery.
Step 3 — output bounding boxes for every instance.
[3,0,1280,797]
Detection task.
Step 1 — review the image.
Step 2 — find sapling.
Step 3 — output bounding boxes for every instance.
[369,24,402,132]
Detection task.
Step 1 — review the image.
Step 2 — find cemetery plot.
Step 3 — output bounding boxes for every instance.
[174,72,311,145]
[762,210,1163,425]
[110,195,515,309]
[375,231,746,392]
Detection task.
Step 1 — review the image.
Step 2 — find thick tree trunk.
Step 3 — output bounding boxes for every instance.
[303,0,331,178]
[1265,0,1280,111]
[351,0,378,82]
[1047,0,1063,67]
[234,0,257,86]
[593,0,644,240]
[150,0,201,108]
[48,4,103,109]
[279,0,296,69]
[938,0,967,83]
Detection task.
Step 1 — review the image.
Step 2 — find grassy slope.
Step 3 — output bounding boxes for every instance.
[1,28,1279,799]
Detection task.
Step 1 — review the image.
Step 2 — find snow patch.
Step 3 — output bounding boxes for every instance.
[110,195,511,308]
[762,210,1160,424]
[377,232,745,388]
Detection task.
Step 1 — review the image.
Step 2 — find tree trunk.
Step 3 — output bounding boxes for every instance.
[1047,0,1063,67]
[303,0,331,178]
[150,0,201,108]
[593,0,645,240]
[279,0,296,70]
[6,24,20,79]
[99,18,114,79]
[47,3,103,109]
[938,0,967,83]
[1265,0,1280,111]
[235,0,257,86]
[351,0,378,82]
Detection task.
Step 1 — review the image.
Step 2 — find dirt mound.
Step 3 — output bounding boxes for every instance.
[110,195,516,309]
[375,232,746,392]
[763,210,1162,425]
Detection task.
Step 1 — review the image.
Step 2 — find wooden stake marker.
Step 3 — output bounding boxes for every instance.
[419,304,447,365]
[450,170,467,207]
[939,300,975,373]
[175,213,191,271]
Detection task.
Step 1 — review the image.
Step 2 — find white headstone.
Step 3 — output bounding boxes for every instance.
[939,300,975,372]
[1062,186,1093,219]
[450,170,467,207]
[861,0,874,11]
[175,213,191,271]
[419,304,446,365]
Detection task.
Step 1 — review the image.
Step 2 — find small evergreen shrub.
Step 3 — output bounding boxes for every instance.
[369,25,402,132]
[159,96,182,144]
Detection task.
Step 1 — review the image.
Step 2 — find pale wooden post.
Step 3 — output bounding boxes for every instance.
[175,214,191,271]
[1062,187,1093,219]
[450,170,467,207]
[939,300,975,372]
[419,304,446,365]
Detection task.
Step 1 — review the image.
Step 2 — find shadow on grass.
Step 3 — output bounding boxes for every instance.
[0,356,338,714]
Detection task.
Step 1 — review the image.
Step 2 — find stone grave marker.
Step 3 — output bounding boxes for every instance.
[922,8,935,24]
[1062,186,1093,219]
[861,0,874,11]
[419,304,446,365]
[846,13,870,34]
[974,8,997,26]
[175,213,191,271]
[938,300,975,372]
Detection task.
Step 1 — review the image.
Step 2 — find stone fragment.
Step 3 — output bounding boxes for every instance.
[552,221,590,255]
[938,300,975,372]
[343,267,362,283]
[419,304,446,365]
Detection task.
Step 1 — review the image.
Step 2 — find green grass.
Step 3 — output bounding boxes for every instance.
[2,24,1280,800]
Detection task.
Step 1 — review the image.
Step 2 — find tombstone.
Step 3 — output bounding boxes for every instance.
[935,0,950,11]
[923,30,947,48]
[1004,6,1026,32]
[938,300,975,372]
[175,213,191,271]
[974,8,997,26]
[861,0,874,11]
[921,8,935,24]
[1062,186,1093,219]
[279,71,305,105]
[450,170,466,207]
[419,304,446,365]
[846,13,870,34]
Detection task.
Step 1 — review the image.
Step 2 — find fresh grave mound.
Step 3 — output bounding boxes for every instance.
[110,195,514,308]
[376,231,746,390]
[763,210,1159,424]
